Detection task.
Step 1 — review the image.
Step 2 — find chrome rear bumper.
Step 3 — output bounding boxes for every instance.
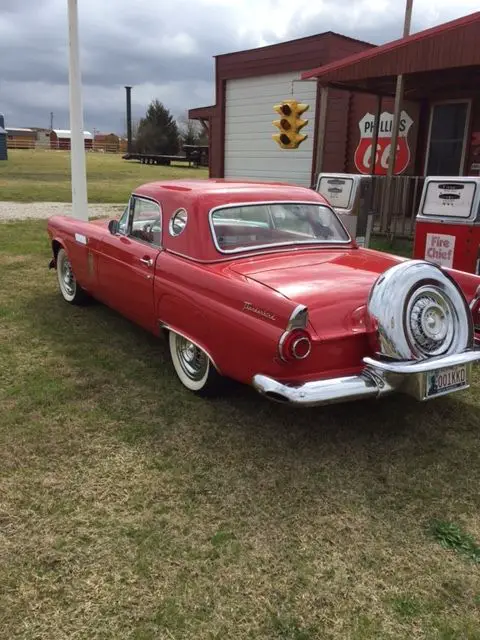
[252,350,480,407]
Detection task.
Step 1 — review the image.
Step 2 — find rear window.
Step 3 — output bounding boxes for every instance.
[210,202,350,253]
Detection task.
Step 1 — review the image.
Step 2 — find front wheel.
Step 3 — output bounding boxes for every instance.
[56,248,89,305]
[168,331,223,395]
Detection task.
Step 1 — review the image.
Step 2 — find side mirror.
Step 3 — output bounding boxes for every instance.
[108,219,119,235]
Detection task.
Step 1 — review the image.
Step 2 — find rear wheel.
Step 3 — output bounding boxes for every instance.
[56,248,89,305]
[168,331,222,395]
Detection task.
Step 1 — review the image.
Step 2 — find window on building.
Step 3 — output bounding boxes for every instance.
[426,102,469,176]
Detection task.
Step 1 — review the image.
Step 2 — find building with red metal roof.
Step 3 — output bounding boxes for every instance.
[189,12,480,237]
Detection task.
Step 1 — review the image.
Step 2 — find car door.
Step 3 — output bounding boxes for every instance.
[98,196,162,333]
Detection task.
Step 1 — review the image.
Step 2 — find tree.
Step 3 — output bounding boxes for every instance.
[135,100,180,155]
[178,112,201,146]
[197,126,209,146]
[123,118,140,147]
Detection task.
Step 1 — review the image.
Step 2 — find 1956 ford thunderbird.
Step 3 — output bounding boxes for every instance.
[47,179,480,407]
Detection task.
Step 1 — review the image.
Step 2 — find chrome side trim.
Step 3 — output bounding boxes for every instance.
[165,243,355,265]
[159,322,221,373]
[278,331,291,362]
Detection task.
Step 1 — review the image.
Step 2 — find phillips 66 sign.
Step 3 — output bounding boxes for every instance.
[354,110,413,175]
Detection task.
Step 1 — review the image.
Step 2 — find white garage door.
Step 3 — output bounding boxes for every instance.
[224,72,317,187]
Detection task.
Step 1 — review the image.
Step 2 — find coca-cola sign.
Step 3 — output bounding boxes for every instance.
[354,110,413,175]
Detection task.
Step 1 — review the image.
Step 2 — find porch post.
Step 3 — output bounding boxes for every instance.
[371,94,382,177]
[314,84,329,186]
[369,94,382,227]
[383,0,413,236]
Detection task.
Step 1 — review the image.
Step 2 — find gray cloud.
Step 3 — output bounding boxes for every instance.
[0,0,477,133]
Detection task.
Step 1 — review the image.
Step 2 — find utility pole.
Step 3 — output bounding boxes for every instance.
[383,0,413,236]
[125,86,133,154]
[50,111,54,130]
[67,0,88,221]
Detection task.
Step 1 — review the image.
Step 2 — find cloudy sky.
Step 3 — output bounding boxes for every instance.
[0,0,478,134]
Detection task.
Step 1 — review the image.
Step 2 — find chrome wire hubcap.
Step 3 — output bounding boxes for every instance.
[407,287,453,356]
[59,254,75,297]
[176,337,208,381]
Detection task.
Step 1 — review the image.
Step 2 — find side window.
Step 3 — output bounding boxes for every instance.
[129,198,162,246]
[118,204,129,235]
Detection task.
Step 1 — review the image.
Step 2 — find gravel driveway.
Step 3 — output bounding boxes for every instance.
[0,201,124,222]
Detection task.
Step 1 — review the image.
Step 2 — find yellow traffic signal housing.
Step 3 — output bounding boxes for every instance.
[272,100,309,149]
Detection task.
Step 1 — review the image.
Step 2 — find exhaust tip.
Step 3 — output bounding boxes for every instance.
[264,391,291,404]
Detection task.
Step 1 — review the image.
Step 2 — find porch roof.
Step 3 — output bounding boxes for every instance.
[188,105,216,121]
[301,12,480,98]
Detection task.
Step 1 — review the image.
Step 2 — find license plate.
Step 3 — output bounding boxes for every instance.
[425,365,469,399]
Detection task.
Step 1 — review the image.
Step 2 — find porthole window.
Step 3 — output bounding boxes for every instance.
[169,208,188,236]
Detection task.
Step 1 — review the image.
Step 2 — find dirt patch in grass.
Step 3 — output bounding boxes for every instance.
[1,220,480,639]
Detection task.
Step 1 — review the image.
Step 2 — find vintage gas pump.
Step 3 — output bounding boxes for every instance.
[316,173,374,247]
[413,177,480,275]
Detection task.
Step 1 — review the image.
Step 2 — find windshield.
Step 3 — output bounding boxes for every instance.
[210,202,350,253]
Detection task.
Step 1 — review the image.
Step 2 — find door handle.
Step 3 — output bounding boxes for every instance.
[139,257,153,267]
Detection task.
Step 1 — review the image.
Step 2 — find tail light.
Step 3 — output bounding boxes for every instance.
[279,305,312,361]
[279,329,312,361]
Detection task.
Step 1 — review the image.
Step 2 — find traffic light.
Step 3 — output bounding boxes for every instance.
[272,100,309,149]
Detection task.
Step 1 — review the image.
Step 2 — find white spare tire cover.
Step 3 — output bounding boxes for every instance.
[367,260,474,361]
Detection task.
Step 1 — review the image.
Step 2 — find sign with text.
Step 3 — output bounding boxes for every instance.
[354,110,413,175]
[425,233,456,268]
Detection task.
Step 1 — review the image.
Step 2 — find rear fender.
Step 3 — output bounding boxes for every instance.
[444,266,480,304]
[158,320,222,373]
[154,268,298,383]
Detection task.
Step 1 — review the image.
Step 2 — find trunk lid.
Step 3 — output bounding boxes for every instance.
[229,248,405,337]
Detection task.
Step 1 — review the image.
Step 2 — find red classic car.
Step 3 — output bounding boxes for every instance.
[47,179,480,407]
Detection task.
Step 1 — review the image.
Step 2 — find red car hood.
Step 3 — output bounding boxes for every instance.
[90,218,111,227]
[229,249,406,337]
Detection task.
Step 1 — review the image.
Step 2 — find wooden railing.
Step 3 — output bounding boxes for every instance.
[6,140,126,153]
[370,175,425,238]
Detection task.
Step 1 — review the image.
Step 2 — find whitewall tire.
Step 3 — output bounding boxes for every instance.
[56,248,88,305]
[168,331,222,395]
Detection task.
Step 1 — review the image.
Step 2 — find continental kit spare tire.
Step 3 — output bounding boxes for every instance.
[366,260,474,361]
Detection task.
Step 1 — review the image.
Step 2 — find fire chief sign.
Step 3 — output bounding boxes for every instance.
[354,110,413,175]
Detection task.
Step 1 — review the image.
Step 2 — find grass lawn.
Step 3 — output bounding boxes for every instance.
[0,150,208,203]
[369,236,413,259]
[1,219,480,639]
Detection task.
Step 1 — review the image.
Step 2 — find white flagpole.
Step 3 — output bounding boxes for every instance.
[67,0,88,220]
